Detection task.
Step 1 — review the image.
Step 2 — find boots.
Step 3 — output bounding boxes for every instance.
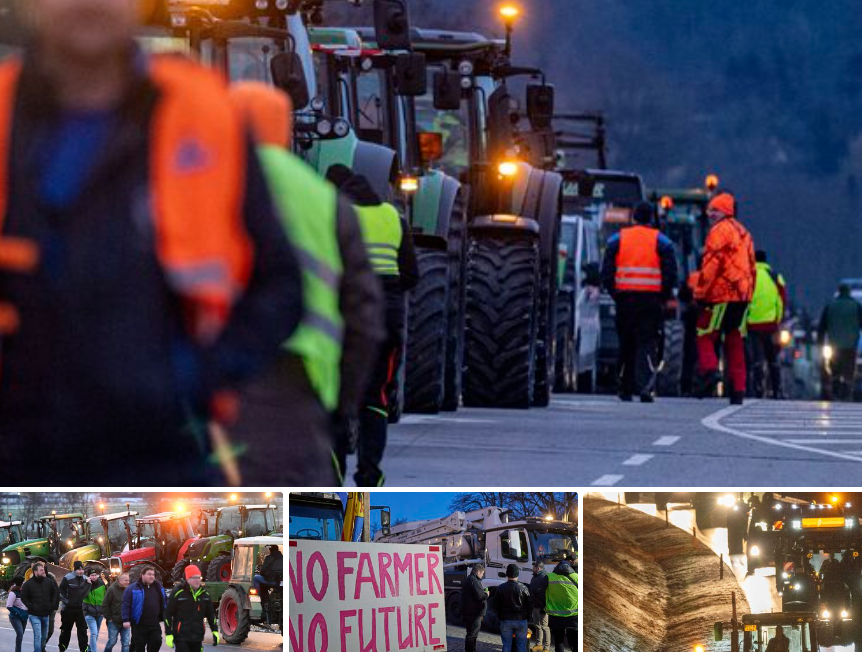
[694,370,721,398]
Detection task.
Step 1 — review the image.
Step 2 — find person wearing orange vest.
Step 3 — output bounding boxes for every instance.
[693,192,756,404]
[0,0,302,484]
[601,202,678,402]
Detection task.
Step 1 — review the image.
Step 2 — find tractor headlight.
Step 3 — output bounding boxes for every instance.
[822,609,830,620]
[1,557,9,565]
[498,161,519,178]
[842,610,849,619]
[717,494,735,508]
[749,545,760,557]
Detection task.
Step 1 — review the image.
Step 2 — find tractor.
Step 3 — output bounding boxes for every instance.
[0,512,87,582]
[173,503,279,583]
[107,512,198,585]
[206,536,283,644]
[56,509,139,577]
[0,516,25,587]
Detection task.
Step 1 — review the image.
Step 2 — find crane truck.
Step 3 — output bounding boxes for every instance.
[373,506,577,631]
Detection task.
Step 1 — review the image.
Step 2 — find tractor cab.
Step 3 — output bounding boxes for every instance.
[738,612,819,652]
[38,513,87,556]
[0,519,24,549]
[85,511,137,558]
[288,492,344,541]
[135,512,196,569]
[651,184,713,284]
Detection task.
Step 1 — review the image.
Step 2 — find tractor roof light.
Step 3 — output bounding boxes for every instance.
[400,176,419,193]
[660,195,674,211]
[498,161,519,178]
[705,174,719,191]
[500,5,520,22]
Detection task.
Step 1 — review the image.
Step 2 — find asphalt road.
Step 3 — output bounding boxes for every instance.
[0,610,283,651]
[347,395,862,487]
[446,624,503,651]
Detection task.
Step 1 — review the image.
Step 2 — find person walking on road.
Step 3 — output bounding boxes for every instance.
[102,573,131,652]
[6,575,28,652]
[693,192,756,404]
[228,82,384,486]
[492,563,532,652]
[529,561,551,652]
[545,561,578,652]
[82,569,106,652]
[0,0,303,485]
[165,565,218,652]
[21,562,59,652]
[121,567,166,652]
[328,164,419,487]
[601,202,678,402]
[746,250,787,398]
[461,564,488,652]
[818,284,862,401]
[58,561,91,652]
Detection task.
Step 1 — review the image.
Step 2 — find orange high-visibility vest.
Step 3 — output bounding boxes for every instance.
[0,56,253,344]
[615,225,662,293]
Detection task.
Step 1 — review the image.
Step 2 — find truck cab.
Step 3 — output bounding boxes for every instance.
[288,492,345,542]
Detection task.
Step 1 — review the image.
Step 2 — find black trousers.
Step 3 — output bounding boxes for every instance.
[175,640,204,652]
[615,293,663,395]
[747,330,781,398]
[549,615,578,652]
[463,612,483,652]
[58,608,88,652]
[827,348,858,401]
[132,624,162,652]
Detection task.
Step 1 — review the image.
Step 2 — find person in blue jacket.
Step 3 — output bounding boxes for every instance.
[121,567,166,652]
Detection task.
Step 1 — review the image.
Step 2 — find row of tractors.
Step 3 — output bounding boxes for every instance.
[0,504,282,644]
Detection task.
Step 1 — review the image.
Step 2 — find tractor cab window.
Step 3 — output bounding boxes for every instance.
[219,508,243,536]
[289,503,343,541]
[244,510,268,537]
[137,522,157,548]
[56,519,75,541]
[414,65,469,176]
[104,518,132,551]
[753,624,810,652]
[0,527,13,547]
[232,545,254,582]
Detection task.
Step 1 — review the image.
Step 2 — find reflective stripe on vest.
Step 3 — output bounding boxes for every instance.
[545,571,578,617]
[258,145,344,412]
[355,204,403,276]
[748,262,783,326]
[0,56,252,346]
[615,225,662,292]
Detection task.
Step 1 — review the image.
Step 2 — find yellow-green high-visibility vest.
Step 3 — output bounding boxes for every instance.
[545,571,578,617]
[355,203,403,276]
[258,145,344,412]
[748,262,784,326]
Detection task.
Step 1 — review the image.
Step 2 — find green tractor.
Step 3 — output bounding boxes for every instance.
[172,503,279,583]
[0,516,24,587]
[207,536,283,644]
[55,509,139,577]
[0,512,87,583]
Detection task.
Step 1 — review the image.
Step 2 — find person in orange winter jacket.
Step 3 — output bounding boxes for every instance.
[693,192,756,404]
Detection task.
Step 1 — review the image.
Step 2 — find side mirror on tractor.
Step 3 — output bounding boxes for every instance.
[271,52,310,110]
[527,83,555,130]
[373,0,412,50]
[394,52,427,97]
[433,70,462,111]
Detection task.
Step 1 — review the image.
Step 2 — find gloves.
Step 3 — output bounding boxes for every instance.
[213,631,220,646]
[165,634,174,649]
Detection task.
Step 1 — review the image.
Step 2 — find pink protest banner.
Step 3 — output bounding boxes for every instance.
[289,540,447,652]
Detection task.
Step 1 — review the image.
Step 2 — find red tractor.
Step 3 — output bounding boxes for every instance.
[108,512,198,585]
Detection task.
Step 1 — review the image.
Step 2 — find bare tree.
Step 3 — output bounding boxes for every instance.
[449,492,578,521]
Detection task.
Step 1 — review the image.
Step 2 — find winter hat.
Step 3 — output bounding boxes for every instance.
[707,192,735,217]
[73,561,83,571]
[184,564,202,580]
[506,563,520,578]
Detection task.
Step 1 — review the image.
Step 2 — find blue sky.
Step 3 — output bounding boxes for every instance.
[368,492,461,529]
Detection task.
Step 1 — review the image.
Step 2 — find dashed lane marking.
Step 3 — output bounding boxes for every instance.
[622,454,654,466]
[591,474,624,486]
[653,435,680,446]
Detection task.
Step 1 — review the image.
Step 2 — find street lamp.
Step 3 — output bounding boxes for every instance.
[499,4,520,56]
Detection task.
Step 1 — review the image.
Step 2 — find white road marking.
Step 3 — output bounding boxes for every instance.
[622,454,654,466]
[653,435,680,446]
[702,401,862,463]
[399,415,498,425]
[591,474,624,486]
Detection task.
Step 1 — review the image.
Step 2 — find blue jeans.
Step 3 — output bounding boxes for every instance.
[28,615,49,652]
[105,621,131,652]
[85,614,103,652]
[252,574,279,591]
[10,614,27,652]
[500,619,528,652]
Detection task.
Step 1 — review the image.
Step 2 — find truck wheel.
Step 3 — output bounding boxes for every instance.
[128,563,162,585]
[554,295,575,393]
[442,194,468,412]
[657,320,684,397]
[463,235,539,409]
[532,260,557,407]
[445,590,463,625]
[219,587,251,645]
[206,554,232,582]
[171,560,190,585]
[404,248,449,414]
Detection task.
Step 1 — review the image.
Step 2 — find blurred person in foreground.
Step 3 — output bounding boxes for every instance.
[228,82,383,486]
[0,0,302,484]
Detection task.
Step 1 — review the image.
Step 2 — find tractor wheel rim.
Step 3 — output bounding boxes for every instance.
[223,598,238,633]
[220,564,230,581]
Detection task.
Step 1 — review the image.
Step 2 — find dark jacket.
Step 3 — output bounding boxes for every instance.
[121,578,167,626]
[529,570,549,610]
[601,226,678,299]
[101,580,126,626]
[0,49,302,449]
[20,575,59,617]
[491,579,532,622]
[460,572,488,620]
[59,572,91,611]
[261,551,283,582]
[165,581,217,642]
[819,294,862,350]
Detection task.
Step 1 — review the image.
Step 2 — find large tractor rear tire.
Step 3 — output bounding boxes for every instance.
[554,294,575,393]
[14,561,34,581]
[171,560,190,585]
[657,320,684,397]
[404,248,449,414]
[206,553,232,583]
[128,563,162,586]
[219,587,252,644]
[463,235,539,409]
[442,194,468,412]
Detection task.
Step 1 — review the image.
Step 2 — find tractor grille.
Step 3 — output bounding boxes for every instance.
[186,540,207,559]
[4,550,20,566]
[110,557,122,574]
